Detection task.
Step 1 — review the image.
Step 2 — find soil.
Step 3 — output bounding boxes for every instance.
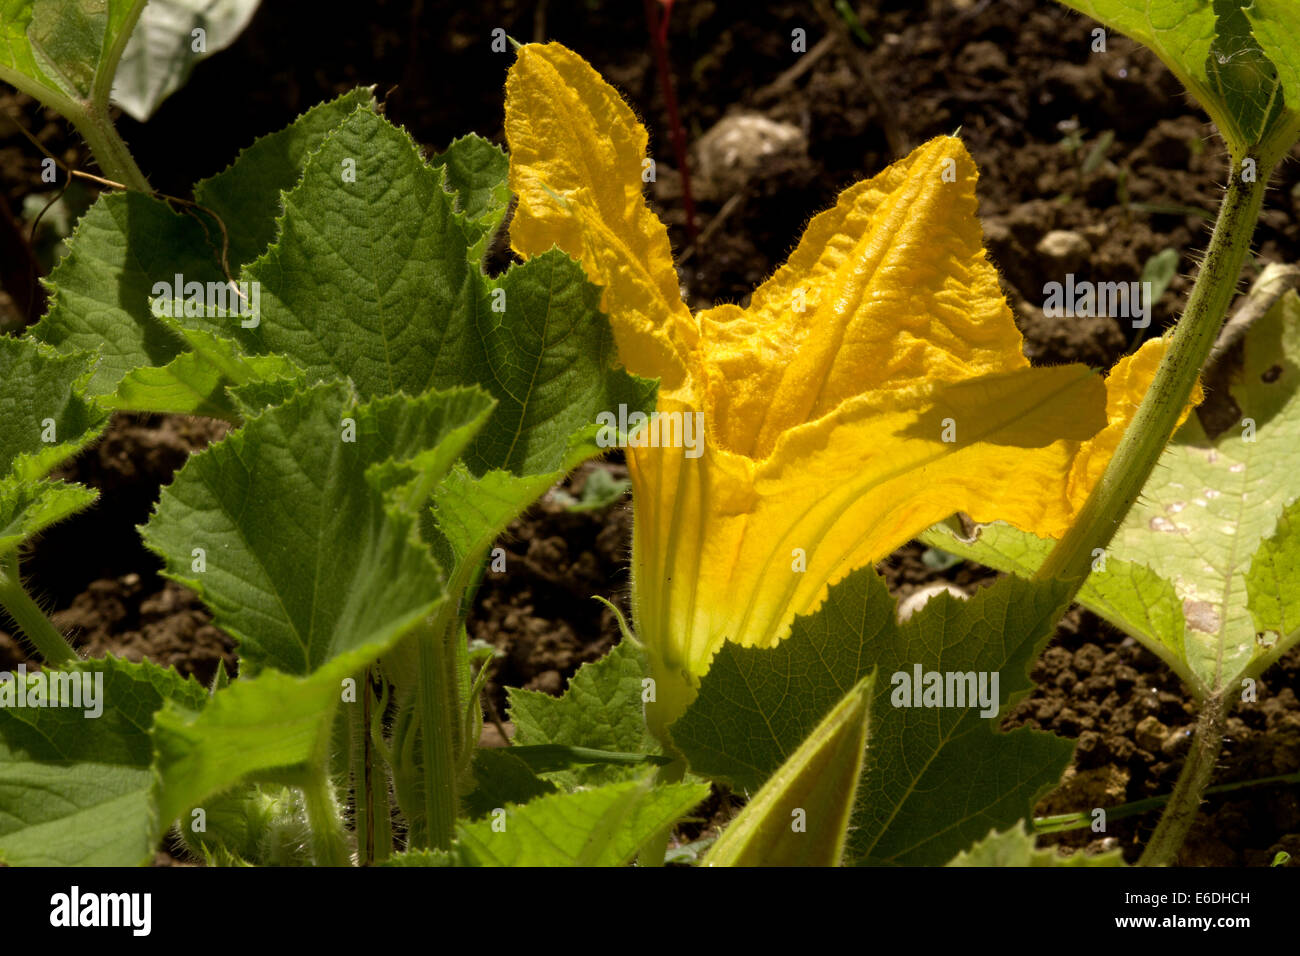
[3,0,1299,866]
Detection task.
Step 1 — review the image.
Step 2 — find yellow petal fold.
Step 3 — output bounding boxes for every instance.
[504,42,1186,736]
[698,136,1027,459]
[504,42,699,392]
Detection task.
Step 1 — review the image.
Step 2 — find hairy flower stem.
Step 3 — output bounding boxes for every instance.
[0,554,77,665]
[301,767,351,867]
[1138,694,1228,866]
[1036,161,1271,863]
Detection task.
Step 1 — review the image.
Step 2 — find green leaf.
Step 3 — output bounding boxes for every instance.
[111,0,261,122]
[924,290,1300,698]
[107,324,303,420]
[672,567,1074,866]
[226,106,654,476]
[428,134,511,265]
[1243,0,1300,164]
[920,521,1192,684]
[1058,0,1300,163]
[33,103,653,479]
[0,656,206,866]
[141,381,493,675]
[455,778,709,867]
[506,745,671,773]
[0,0,147,113]
[0,480,98,554]
[1245,495,1300,675]
[462,748,557,820]
[508,639,660,787]
[193,88,376,270]
[0,335,106,555]
[153,648,403,826]
[946,824,1126,867]
[427,465,560,578]
[32,90,371,399]
[704,673,873,867]
[0,335,106,482]
[32,192,229,396]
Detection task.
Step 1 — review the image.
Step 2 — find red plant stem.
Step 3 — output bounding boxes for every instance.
[643,0,698,246]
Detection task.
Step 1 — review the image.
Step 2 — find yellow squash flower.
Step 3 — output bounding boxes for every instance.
[505,42,1175,737]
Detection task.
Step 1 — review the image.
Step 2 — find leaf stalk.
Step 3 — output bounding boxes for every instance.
[0,554,77,665]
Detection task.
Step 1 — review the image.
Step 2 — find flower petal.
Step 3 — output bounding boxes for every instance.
[631,364,1108,684]
[697,137,1027,458]
[1067,336,1204,497]
[504,42,697,390]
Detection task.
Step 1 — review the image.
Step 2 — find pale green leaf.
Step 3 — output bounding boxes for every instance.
[946,823,1126,866]
[704,673,873,867]
[455,779,708,867]
[0,335,106,556]
[1,0,146,111]
[32,192,229,396]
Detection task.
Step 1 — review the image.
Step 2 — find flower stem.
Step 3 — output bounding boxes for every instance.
[1138,694,1228,866]
[1037,163,1268,583]
[301,768,351,867]
[0,554,77,665]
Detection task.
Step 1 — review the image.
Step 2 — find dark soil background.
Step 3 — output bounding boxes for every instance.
[2,0,1298,865]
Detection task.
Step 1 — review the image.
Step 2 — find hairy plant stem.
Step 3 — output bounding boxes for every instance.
[1037,165,1268,583]
[301,767,351,867]
[637,757,685,866]
[348,671,376,864]
[417,619,459,851]
[63,103,151,194]
[1138,694,1228,866]
[0,554,77,665]
[1036,162,1270,864]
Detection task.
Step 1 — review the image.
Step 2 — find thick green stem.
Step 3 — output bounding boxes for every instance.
[1138,694,1228,866]
[301,768,351,867]
[64,103,151,193]
[1038,164,1269,583]
[1035,162,1269,865]
[637,758,685,866]
[417,622,459,851]
[348,673,374,865]
[0,554,77,665]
